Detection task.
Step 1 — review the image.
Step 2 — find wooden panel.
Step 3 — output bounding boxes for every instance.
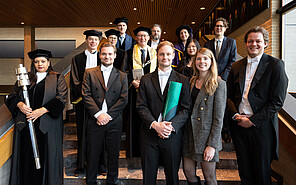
[0,0,219,42]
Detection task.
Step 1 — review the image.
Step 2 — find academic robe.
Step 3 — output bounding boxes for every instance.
[5,71,67,185]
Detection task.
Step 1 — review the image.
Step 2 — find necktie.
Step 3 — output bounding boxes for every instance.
[141,49,146,65]
[215,40,221,59]
[119,36,124,45]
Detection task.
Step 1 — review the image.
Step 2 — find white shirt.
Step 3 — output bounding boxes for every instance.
[150,40,159,50]
[36,72,47,84]
[85,49,98,69]
[156,68,172,123]
[214,37,224,55]
[238,53,263,116]
[94,65,113,120]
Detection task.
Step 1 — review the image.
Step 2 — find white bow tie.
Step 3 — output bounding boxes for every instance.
[158,70,170,77]
[101,65,112,72]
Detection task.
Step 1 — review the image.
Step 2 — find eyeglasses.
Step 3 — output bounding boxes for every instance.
[215,25,225,28]
[137,35,149,38]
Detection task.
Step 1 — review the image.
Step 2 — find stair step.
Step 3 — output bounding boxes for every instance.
[64,168,241,185]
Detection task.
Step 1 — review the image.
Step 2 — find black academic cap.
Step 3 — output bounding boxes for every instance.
[83,29,103,37]
[105,29,121,38]
[28,49,52,60]
[113,17,129,25]
[175,25,193,36]
[133,26,151,36]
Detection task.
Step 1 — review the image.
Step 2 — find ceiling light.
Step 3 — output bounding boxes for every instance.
[163,32,166,34]
[21,22,24,25]
[191,21,196,25]
[200,7,205,10]
[162,39,165,41]
[109,22,113,25]
[134,7,137,11]
[137,22,141,25]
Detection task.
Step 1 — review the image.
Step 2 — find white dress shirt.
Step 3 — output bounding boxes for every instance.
[36,72,47,84]
[238,53,263,116]
[85,49,98,69]
[94,65,113,119]
[150,40,159,50]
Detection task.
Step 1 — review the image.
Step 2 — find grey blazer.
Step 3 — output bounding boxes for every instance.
[184,78,226,154]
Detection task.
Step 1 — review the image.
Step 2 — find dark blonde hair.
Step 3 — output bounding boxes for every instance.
[190,48,218,95]
[99,41,117,53]
[156,41,174,53]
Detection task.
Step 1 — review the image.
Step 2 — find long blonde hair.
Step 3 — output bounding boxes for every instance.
[190,48,218,95]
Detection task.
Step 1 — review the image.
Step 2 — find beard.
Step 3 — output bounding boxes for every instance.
[152,35,160,40]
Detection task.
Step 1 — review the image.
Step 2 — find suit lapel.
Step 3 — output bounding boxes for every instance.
[251,53,269,89]
[95,66,106,90]
[218,37,227,61]
[125,35,131,51]
[151,71,164,101]
[163,70,179,99]
[106,67,118,90]
[239,58,247,94]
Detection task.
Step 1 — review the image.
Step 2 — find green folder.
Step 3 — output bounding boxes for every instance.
[162,81,182,121]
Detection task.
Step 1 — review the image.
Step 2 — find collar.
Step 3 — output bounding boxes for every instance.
[247,52,263,64]
[215,36,224,42]
[85,49,97,55]
[158,67,172,77]
[101,64,113,72]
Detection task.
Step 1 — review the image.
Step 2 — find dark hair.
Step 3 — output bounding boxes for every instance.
[99,41,117,53]
[29,58,53,83]
[244,26,269,45]
[215,17,229,29]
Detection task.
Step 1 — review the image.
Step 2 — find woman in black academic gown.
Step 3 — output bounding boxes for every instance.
[5,49,67,185]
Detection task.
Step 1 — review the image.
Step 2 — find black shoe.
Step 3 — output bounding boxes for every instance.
[222,130,232,143]
[98,165,107,176]
[74,168,84,177]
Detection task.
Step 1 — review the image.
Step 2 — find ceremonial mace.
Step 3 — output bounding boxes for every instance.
[16,64,41,169]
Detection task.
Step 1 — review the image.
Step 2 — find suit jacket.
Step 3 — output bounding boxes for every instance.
[184,78,226,154]
[136,70,191,135]
[116,34,135,51]
[114,47,125,71]
[204,37,237,81]
[227,53,288,159]
[82,66,128,120]
[70,51,101,102]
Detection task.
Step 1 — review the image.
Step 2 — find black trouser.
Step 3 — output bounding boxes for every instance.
[141,129,182,185]
[230,121,274,185]
[75,101,85,170]
[86,116,122,184]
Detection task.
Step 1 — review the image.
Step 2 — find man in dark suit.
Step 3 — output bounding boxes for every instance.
[204,17,237,142]
[227,26,288,185]
[105,29,125,70]
[204,17,237,81]
[136,41,191,185]
[148,24,162,50]
[82,42,128,185]
[70,29,103,175]
[114,17,135,51]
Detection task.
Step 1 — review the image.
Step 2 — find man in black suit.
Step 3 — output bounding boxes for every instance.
[82,42,128,185]
[227,26,288,185]
[136,41,191,185]
[70,29,102,175]
[148,24,162,50]
[204,17,237,81]
[204,17,237,142]
[114,17,135,51]
[105,29,125,70]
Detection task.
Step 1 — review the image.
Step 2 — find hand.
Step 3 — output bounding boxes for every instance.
[235,115,254,128]
[97,113,111,125]
[17,102,32,115]
[152,121,173,139]
[132,80,140,89]
[204,146,215,161]
[27,107,48,122]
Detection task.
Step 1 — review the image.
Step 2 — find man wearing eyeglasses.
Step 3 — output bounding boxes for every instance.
[122,26,157,157]
[204,17,237,143]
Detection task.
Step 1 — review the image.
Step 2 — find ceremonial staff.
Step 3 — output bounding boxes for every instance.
[15,64,41,169]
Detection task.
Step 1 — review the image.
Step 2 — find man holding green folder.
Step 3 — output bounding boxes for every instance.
[136,41,191,185]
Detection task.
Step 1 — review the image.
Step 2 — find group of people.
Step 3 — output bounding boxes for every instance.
[5,15,288,185]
